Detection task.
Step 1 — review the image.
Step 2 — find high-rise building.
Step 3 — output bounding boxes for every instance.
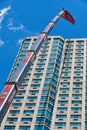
[0,36,87,130]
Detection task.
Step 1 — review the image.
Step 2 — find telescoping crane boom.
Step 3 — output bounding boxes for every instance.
[0,9,75,123]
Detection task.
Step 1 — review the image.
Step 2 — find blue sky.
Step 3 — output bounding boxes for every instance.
[0,0,87,92]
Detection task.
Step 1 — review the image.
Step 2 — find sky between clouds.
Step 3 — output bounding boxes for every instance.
[0,0,87,92]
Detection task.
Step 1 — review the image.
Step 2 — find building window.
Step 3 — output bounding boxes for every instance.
[12,103,22,107]
[25,103,36,108]
[53,38,59,41]
[23,110,34,115]
[7,118,17,122]
[42,90,48,95]
[46,73,53,77]
[76,45,83,49]
[4,126,15,130]
[66,41,73,45]
[27,96,37,101]
[51,49,58,53]
[22,78,29,83]
[73,88,82,92]
[34,125,49,130]
[48,63,55,66]
[60,82,70,87]
[62,71,70,76]
[9,110,20,114]
[37,63,45,67]
[55,122,66,127]
[59,94,68,99]
[45,118,51,126]
[67,45,73,49]
[38,109,46,115]
[76,49,84,53]
[74,77,82,81]
[49,58,57,63]
[75,57,83,61]
[32,78,42,83]
[71,115,81,119]
[52,45,58,49]
[60,88,69,92]
[57,107,67,112]
[45,78,52,82]
[47,103,53,111]
[75,53,83,56]
[36,117,44,123]
[19,126,30,130]
[31,84,40,89]
[41,96,48,100]
[14,96,24,101]
[38,109,52,118]
[37,59,46,62]
[46,110,52,118]
[65,53,72,57]
[71,107,81,112]
[56,115,67,119]
[58,101,68,105]
[72,101,82,105]
[39,102,46,107]
[64,62,72,66]
[21,118,32,123]
[74,66,83,70]
[35,68,44,71]
[76,41,84,44]
[72,94,82,99]
[65,58,72,61]
[74,71,82,75]
[20,84,28,89]
[73,82,82,86]
[29,90,39,95]
[62,77,70,81]
[63,67,71,71]
[18,90,26,95]
[70,122,81,127]
[34,73,43,77]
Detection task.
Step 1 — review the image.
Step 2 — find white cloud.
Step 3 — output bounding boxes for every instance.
[18,39,23,45]
[7,18,39,36]
[0,39,4,47]
[7,18,25,32]
[0,6,11,28]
